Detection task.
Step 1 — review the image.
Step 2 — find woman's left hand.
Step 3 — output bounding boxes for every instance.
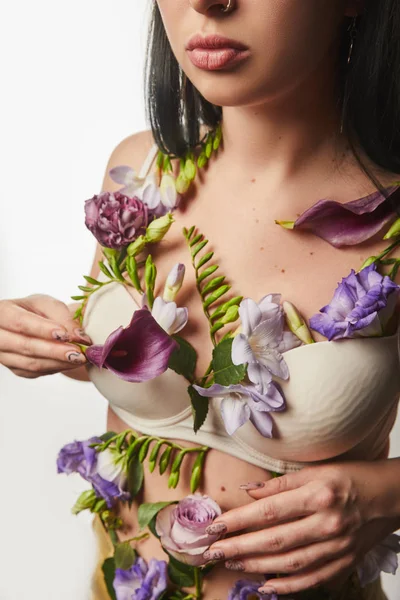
[203,460,400,595]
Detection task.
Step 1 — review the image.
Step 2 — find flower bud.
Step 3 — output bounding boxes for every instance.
[383,217,400,240]
[145,213,174,243]
[163,263,185,301]
[282,301,314,344]
[275,220,295,230]
[160,172,178,208]
[127,235,146,257]
[359,256,377,271]
[220,305,239,325]
[175,172,191,194]
[184,158,196,181]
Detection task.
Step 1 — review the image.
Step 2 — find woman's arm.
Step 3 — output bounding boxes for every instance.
[62,129,155,381]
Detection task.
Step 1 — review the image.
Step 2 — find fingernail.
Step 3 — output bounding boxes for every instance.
[239,482,265,490]
[205,523,227,535]
[258,586,276,595]
[203,549,225,561]
[52,329,71,342]
[74,328,92,343]
[66,351,86,364]
[225,560,245,571]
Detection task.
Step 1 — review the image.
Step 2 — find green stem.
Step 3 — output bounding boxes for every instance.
[377,238,400,261]
[124,532,150,544]
[109,529,119,547]
[194,567,202,599]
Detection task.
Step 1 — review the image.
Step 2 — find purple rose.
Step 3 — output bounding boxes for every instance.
[84,191,149,250]
[310,263,400,341]
[57,437,129,507]
[85,307,178,383]
[228,579,278,600]
[113,557,167,600]
[155,493,222,566]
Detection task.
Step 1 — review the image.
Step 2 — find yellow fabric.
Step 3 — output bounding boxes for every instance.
[89,514,388,600]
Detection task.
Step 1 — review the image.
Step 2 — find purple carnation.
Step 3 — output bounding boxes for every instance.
[228,579,278,600]
[57,437,129,507]
[310,263,400,341]
[84,191,149,250]
[113,557,167,600]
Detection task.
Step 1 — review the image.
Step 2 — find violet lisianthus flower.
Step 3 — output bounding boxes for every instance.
[84,191,149,250]
[56,437,129,507]
[85,307,178,382]
[192,382,284,437]
[155,493,222,566]
[232,294,301,394]
[357,533,400,587]
[276,185,400,248]
[228,579,278,600]
[113,557,168,600]
[309,263,400,341]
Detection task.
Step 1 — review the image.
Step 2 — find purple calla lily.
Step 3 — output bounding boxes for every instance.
[192,381,285,437]
[276,185,400,248]
[85,307,178,382]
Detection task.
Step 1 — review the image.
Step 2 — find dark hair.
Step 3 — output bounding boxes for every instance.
[144,1,400,194]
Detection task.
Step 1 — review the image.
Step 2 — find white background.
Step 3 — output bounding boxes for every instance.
[0,1,399,599]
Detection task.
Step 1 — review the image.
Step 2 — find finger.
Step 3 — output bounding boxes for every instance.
[0,297,91,344]
[257,552,355,596]
[0,351,87,374]
[0,329,87,363]
[205,512,332,561]
[206,485,315,535]
[239,471,307,500]
[223,535,353,575]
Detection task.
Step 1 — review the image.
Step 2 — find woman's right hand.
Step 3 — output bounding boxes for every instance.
[0,294,93,379]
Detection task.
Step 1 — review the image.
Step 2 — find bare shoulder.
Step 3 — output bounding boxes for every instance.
[88,129,156,279]
[100,128,157,193]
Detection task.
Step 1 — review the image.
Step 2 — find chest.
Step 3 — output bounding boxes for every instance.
[127,176,390,380]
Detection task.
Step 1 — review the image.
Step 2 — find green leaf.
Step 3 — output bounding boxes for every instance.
[126,256,142,291]
[138,501,176,530]
[148,440,164,472]
[197,264,219,284]
[203,285,231,309]
[99,431,118,442]
[101,557,117,600]
[73,307,82,320]
[191,240,208,258]
[114,542,136,570]
[84,275,102,285]
[70,295,86,301]
[78,285,93,292]
[98,260,113,279]
[159,446,173,474]
[167,554,196,587]
[127,455,144,498]
[188,385,209,433]
[196,251,214,269]
[138,437,154,463]
[168,336,197,381]
[186,225,196,239]
[212,338,246,385]
[209,296,243,321]
[189,233,203,247]
[202,275,225,296]
[110,256,125,282]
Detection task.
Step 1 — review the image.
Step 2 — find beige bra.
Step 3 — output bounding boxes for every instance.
[82,144,400,474]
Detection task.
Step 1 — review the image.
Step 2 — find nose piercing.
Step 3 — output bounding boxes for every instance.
[220,0,234,12]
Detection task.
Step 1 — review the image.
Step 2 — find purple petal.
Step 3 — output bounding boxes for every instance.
[247,362,272,392]
[231,333,255,365]
[220,396,251,435]
[238,298,263,337]
[290,185,400,247]
[108,165,136,186]
[248,409,273,437]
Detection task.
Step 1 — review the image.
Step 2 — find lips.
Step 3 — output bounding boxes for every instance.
[186,33,248,51]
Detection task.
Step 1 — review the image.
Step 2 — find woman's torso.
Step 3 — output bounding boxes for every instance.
[90,131,400,596]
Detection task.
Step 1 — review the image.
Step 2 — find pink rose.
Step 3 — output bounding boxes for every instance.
[155,493,222,566]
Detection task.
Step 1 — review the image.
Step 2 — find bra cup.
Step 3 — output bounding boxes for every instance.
[82,279,191,420]
[232,333,400,462]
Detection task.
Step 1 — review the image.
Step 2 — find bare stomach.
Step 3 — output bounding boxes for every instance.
[107,405,275,598]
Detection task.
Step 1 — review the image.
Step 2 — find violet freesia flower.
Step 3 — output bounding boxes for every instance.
[155,493,222,566]
[192,382,284,437]
[357,534,400,587]
[232,294,301,394]
[228,579,278,600]
[85,307,178,382]
[57,437,129,507]
[275,185,400,248]
[149,296,188,335]
[84,191,149,250]
[309,263,400,341]
[113,557,168,600]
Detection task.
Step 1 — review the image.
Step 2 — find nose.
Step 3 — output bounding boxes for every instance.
[189,0,233,15]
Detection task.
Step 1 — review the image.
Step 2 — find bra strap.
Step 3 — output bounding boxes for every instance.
[138,142,159,179]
